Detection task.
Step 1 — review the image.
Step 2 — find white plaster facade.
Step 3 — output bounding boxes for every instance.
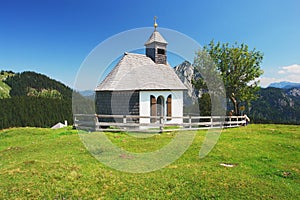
[139,90,183,124]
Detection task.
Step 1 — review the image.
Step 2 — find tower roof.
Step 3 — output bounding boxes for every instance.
[144,30,168,46]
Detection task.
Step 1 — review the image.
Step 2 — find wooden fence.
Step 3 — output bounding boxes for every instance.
[74,114,247,132]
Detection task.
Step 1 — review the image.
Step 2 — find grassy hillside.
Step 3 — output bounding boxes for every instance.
[0,81,10,98]
[0,125,299,199]
[0,71,13,99]
[3,71,72,99]
[0,71,76,129]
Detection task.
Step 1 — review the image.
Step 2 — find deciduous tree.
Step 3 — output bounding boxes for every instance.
[194,41,263,115]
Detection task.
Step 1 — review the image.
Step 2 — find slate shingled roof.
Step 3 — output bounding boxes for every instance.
[95,53,186,91]
[144,30,168,45]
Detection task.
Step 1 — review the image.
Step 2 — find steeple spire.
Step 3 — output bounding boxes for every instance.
[154,16,158,30]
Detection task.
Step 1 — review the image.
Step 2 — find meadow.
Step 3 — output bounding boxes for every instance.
[0,124,299,199]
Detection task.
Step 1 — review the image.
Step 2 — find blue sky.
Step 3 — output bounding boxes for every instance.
[1,0,300,89]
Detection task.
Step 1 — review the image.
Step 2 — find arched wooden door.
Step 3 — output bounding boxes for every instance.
[167,95,172,121]
[150,95,156,123]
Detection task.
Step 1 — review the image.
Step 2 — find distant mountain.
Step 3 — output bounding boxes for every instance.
[3,71,72,99]
[0,71,74,129]
[79,90,95,97]
[249,87,300,124]
[78,90,95,100]
[268,81,300,89]
[174,61,199,105]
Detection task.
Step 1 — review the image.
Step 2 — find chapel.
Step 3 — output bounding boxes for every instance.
[95,19,186,124]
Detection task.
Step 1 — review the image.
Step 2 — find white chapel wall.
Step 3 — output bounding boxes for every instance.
[139,90,183,124]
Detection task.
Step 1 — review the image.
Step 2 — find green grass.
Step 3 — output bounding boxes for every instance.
[0,71,12,98]
[0,124,299,199]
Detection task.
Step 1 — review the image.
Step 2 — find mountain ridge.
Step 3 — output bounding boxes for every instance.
[3,71,72,99]
[268,81,300,89]
[0,71,74,129]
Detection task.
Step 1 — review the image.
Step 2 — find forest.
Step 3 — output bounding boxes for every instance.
[249,87,300,124]
[0,71,74,129]
[0,96,72,128]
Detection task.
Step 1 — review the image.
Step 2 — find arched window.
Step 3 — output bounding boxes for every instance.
[167,94,172,120]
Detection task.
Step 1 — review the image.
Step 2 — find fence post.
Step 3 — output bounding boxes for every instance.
[189,115,192,129]
[210,116,213,128]
[94,114,98,131]
[159,116,164,132]
[123,115,127,124]
[74,116,77,127]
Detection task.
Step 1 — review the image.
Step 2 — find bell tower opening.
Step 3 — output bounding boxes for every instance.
[157,48,165,55]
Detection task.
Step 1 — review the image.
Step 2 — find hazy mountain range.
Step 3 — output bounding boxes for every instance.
[268,81,300,89]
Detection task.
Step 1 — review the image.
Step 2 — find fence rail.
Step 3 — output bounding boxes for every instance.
[74,114,247,132]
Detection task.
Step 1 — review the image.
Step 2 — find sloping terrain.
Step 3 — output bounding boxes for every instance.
[0,125,299,199]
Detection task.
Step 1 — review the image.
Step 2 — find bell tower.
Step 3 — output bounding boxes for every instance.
[145,17,168,64]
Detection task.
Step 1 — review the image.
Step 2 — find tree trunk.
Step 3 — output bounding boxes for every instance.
[230,96,238,115]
